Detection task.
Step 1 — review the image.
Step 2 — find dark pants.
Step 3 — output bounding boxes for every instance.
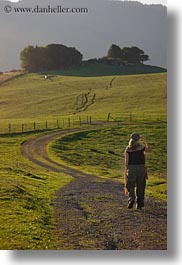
[126,164,146,207]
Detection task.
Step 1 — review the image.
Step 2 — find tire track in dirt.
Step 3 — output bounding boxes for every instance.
[21,129,167,250]
[72,89,96,114]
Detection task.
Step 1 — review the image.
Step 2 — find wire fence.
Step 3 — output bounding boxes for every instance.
[0,112,167,135]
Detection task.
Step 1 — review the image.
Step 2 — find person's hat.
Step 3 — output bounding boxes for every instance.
[130,133,140,141]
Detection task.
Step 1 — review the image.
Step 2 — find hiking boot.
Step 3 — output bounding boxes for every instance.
[127,202,134,209]
[136,204,142,210]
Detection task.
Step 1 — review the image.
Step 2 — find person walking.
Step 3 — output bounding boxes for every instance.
[124,133,150,210]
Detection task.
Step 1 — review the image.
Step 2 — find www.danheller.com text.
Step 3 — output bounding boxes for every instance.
[3,4,89,14]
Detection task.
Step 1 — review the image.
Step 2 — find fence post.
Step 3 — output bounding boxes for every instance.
[130,112,132,122]
[8,124,11,134]
[89,116,92,125]
[68,117,71,127]
[79,116,82,126]
[107,113,111,122]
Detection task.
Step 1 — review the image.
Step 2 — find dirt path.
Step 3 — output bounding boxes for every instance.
[21,129,167,250]
[0,71,23,85]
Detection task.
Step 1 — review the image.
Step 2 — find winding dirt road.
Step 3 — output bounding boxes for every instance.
[21,129,167,250]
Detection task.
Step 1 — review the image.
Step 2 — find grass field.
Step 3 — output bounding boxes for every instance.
[0,64,167,249]
[0,66,166,125]
[0,131,73,249]
[49,123,167,201]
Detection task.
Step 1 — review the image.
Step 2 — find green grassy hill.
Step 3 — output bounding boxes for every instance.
[47,62,166,77]
[0,65,166,125]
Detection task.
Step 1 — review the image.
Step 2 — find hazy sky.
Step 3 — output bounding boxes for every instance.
[5,0,167,6]
[0,0,167,70]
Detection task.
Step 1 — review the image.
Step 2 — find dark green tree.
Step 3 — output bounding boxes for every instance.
[121,46,149,64]
[46,44,67,70]
[107,44,123,59]
[66,47,83,67]
[20,44,83,72]
[140,54,150,63]
[106,44,149,64]
[20,46,35,72]
[20,45,48,72]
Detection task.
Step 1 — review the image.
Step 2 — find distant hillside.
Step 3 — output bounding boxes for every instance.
[46,63,166,77]
[0,72,167,123]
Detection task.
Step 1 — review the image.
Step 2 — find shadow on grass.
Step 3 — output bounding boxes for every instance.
[41,63,166,78]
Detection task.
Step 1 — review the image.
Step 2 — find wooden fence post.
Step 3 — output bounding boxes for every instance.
[130,112,132,122]
[68,117,71,127]
[79,116,82,126]
[8,124,11,134]
[107,113,111,122]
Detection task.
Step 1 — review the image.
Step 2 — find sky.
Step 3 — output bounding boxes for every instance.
[0,0,167,70]
[4,0,167,6]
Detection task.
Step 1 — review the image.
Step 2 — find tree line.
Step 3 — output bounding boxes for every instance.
[20,44,83,72]
[107,44,149,64]
[20,43,149,72]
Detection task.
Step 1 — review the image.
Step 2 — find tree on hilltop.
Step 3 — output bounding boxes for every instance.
[20,44,83,72]
[20,46,48,72]
[121,46,149,64]
[107,44,123,59]
[106,44,149,64]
